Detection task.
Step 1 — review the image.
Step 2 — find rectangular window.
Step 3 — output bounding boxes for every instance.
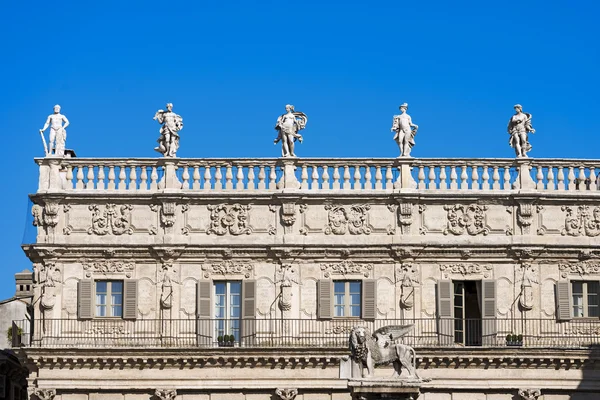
[95,281,123,317]
[572,281,599,318]
[334,281,361,318]
[214,281,241,342]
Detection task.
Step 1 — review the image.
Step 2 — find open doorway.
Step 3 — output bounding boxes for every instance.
[453,281,482,346]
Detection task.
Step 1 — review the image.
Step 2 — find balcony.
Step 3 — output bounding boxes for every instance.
[12,318,600,349]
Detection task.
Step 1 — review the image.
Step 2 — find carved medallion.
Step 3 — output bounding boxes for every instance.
[443,204,490,236]
[206,204,252,235]
[562,205,600,237]
[201,260,253,278]
[321,261,372,278]
[87,204,134,235]
[324,204,371,235]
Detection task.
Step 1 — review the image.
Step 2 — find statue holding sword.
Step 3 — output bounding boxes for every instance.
[39,104,70,156]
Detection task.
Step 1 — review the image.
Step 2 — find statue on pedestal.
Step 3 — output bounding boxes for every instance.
[391,103,418,157]
[349,325,420,379]
[39,105,70,156]
[154,103,184,157]
[274,104,308,157]
[508,104,535,158]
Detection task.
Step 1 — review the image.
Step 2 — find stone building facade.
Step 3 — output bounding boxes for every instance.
[13,156,600,400]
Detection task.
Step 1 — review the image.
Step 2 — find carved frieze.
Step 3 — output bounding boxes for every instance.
[321,261,372,278]
[201,260,253,278]
[562,205,600,237]
[518,389,541,400]
[443,204,490,236]
[559,261,600,278]
[155,389,177,400]
[32,202,59,233]
[206,204,252,235]
[439,263,492,279]
[324,204,371,235]
[82,259,134,278]
[87,204,134,235]
[275,388,298,400]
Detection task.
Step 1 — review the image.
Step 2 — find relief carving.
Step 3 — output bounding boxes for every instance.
[321,261,372,278]
[39,263,60,310]
[386,203,398,235]
[155,389,177,400]
[160,263,178,309]
[443,204,490,236]
[82,259,134,278]
[32,202,59,233]
[398,202,414,234]
[275,388,298,400]
[201,260,253,278]
[439,263,492,279]
[31,389,56,400]
[276,263,299,312]
[562,205,600,237]
[518,389,541,400]
[516,202,534,234]
[324,204,371,235]
[206,204,252,235]
[87,204,134,235]
[559,261,600,278]
[396,263,420,309]
[518,263,538,311]
[150,202,177,228]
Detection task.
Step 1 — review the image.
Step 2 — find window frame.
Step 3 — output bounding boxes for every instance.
[94,280,123,318]
[333,280,362,318]
[571,280,599,319]
[213,281,242,342]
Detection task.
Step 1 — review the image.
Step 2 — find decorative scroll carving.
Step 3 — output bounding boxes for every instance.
[562,205,600,237]
[280,203,297,226]
[516,202,534,234]
[32,202,60,233]
[324,204,371,235]
[518,263,538,311]
[443,204,490,236]
[398,202,413,234]
[155,389,177,400]
[150,202,176,228]
[82,260,134,278]
[275,388,298,400]
[201,260,253,278]
[439,263,492,279]
[87,204,134,235]
[31,389,56,400]
[559,261,600,278]
[206,204,252,235]
[321,261,372,278]
[518,388,541,400]
[396,263,420,310]
[567,326,600,335]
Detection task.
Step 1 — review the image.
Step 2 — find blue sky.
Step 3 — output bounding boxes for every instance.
[1,0,599,299]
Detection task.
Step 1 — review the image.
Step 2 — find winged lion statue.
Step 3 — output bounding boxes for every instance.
[349,325,419,379]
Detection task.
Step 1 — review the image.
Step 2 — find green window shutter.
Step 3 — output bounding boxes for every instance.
[196,280,212,346]
[481,279,497,346]
[556,281,572,321]
[123,280,138,320]
[362,279,377,320]
[317,279,333,319]
[77,280,93,319]
[436,280,453,345]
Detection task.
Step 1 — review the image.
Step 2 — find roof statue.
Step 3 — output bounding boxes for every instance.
[391,103,418,157]
[349,325,420,380]
[154,103,184,157]
[274,104,308,157]
[508,104,536,158]
[39,104,70,156]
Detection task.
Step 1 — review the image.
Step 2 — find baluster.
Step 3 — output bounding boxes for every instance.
[557,167,565,191]
[117,165,126,191]
[471,165,479,190]
[247,166,255,190]
[75,166,84,190]
[97,166,105,190]
[236,165,245,191]
[129,166,137,192]
[343,166,351,189]
[215,166,223,190]
[65,165,74,190]
[578,166,586,191]
[428,166,436,190]
[150,167,158,191]
[139,166,147,191]
[591,167,597,191]
[322,166,330,190]
[225,164,234,189]
[535,167,544,190]
[450,166,458,190]
[481,165,490,191]
[547,166,555,191]
[108,166,116,190]
[364,166,372,190]
[192,166,201,190]
[180,166,189,190]
[312,166,320,190]
[385,166,393,190]
[269,166,277,190]
[301,165,309,189]
[492,166,500,190]
[503,167,510,191]
[257,166,266,190]
[375,166,383,190]
[332,167,341,190]
[567,167,576,191]
[460,166,468,190]
[353,166,362,190]
[86,165,95,190]
[417,166,425,189]
[203,165,212,191]
[439,166,448,190]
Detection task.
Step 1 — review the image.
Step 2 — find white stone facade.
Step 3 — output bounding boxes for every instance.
[14,156,600,400]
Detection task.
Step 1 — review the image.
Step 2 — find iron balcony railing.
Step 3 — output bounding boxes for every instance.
[11,318,600,349]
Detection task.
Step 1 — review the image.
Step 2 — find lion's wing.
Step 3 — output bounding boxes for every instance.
[372,324,414,341]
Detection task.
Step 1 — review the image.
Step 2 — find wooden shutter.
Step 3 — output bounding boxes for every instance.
[436,280,453,345]
[123,280,138,320]
[196,280,212,346]
[77,280,93,319]
[481,279,497,346]
[362,279,377,320]
[556,281,572,321]
[318,280,333,319]
[242,280,256,346]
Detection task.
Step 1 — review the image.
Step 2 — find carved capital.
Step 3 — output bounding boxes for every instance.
[31,389,56,400]
[518,388,541,400]
[275,388,298,400]
[155,389,177,400]
[151,246,186,264]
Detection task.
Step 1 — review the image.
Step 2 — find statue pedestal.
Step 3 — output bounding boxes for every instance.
[348,379,422,400]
